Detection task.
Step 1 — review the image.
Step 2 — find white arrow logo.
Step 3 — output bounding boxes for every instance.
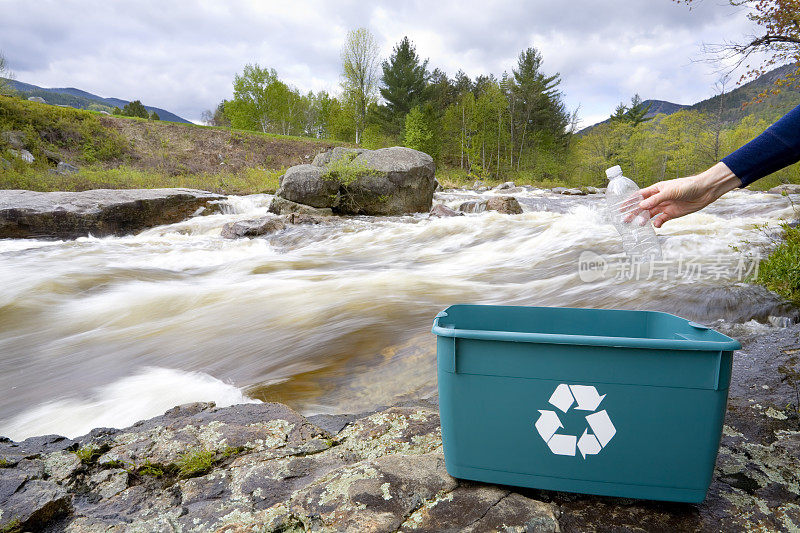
[535,410,563,442]
[569,385,606,411]
[534,384,616,459]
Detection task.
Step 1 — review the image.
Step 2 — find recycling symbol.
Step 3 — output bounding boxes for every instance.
[534,384,616,458]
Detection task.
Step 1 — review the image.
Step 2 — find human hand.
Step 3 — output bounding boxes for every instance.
[638,162,741,228]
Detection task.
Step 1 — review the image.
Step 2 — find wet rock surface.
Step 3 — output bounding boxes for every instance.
[486,195,523,214]
[457,195,523,214]
[429,204,463,217]
[278,146,436,216]
[221,216,287,239]
[0,188,225,239]
[769,184,800,195]
[1,326,799,531]
[268,196,334,217]
[221,212,334,239]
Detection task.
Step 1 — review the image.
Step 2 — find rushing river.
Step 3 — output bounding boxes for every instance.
[0,187,797,441]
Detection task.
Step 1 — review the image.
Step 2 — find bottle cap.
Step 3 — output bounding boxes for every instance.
[605,165,622,180]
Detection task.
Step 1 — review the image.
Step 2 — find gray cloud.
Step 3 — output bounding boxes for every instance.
[0,0,758,125]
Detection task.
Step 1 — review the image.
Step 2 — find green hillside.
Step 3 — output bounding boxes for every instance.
[0,96,341,194]
[691,64,800,124]
[2,78,191,123]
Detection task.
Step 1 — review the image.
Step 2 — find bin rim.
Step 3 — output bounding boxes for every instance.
[431,304,742,352]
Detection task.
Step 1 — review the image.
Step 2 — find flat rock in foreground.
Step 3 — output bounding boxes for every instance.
[0,188,225,239]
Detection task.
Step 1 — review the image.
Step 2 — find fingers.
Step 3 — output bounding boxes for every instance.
[639,183,662,199]
[639,191,668,210]
[651,212,672,228]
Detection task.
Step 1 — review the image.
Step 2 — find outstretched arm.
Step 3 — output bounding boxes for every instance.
[638,163,741,228]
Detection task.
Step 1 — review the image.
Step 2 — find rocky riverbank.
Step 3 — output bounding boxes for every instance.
[0,188,224,239]
[1,322,798,532]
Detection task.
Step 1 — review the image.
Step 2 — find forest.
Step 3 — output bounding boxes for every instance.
[204,29,800,190]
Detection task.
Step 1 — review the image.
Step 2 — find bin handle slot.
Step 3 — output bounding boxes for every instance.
[689,321,709,330]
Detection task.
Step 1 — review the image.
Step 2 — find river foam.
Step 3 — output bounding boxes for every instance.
[0,188,796,439]
[2,366,258,441]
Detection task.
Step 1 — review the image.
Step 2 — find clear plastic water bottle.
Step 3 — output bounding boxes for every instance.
[605,165,662,261]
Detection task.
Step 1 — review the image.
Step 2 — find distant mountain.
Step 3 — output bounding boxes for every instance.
[578,99,688,134]
[579,63,800,133]
[642,99,689,117]
[2,79,190,124]
[690,63,800,124]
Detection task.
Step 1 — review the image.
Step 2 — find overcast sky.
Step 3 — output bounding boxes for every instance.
[0,0,762,127]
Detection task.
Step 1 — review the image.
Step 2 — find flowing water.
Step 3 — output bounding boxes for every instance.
[0,188,797,441]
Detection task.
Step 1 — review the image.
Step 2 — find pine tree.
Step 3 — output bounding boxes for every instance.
[510,47,568,169]
[122,100,149,119]
[625,94,652,126]
[610,102,628,122]
[378,37,428,134]
[149,111,160,121]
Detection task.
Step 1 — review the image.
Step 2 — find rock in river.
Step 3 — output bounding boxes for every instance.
[0,188,225,239]
[486,195,523,214]
[277,146,436,216]
[221,216,286,239]
[429,204,463,217]
[268,196,333,217]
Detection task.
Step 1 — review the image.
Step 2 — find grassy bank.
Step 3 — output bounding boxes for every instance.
[0,164,284,195]
[755,223,800,306]
[0,96,338,195]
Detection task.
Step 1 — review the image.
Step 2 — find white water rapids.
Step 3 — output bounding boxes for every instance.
[0,188,796,441]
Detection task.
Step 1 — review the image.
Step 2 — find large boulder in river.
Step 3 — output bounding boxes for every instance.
[339,147,436,215]
[277,146,436,216]
[311,146,367,167]
[0,188,225,239]
[276,164,339,209]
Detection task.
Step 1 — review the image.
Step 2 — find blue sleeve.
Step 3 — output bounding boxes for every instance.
[721,104,800,187]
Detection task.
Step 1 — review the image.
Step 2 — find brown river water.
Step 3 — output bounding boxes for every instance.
[0,187,797,440]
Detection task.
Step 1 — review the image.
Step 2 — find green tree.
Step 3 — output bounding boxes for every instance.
[341,28,380,144]
[403,105,437,158]
[378,36,428,135]
[609,95,651,126]
[625,94,652,126]
[149,111,160,120]
[121,100,149,118]
[510,47,569,170]
[201,101,230,127]
[610,102,629,122]
[112,106,123,115]
[225,64,282,133]
[425,68,457,111]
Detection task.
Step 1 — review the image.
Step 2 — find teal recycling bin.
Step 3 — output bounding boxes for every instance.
[432,304,741,503]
